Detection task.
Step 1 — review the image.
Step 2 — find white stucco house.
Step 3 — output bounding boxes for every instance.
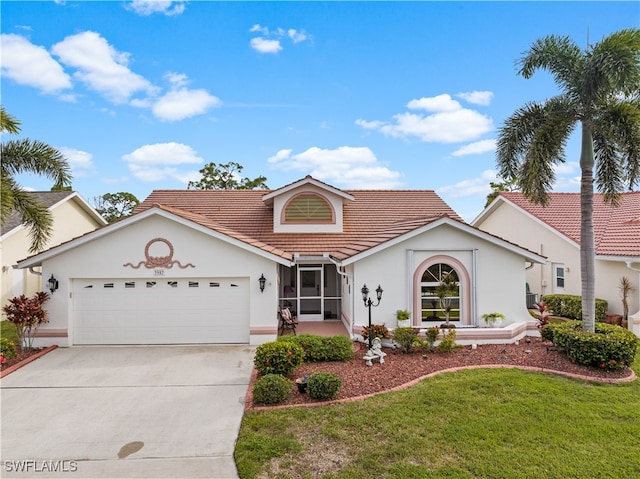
[472,191,640,336]
[1,191,106,317]
[16,176,546,347]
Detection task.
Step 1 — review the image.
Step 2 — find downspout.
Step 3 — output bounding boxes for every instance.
[323,253,355,340]
[625,261,640,273]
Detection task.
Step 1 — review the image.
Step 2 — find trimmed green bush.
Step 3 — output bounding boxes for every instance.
[541,294,608,322]
[392,327,418,353]
[545,320,639,370]
[252,374,291,405]
[437,329,459,353]
[307,372,342,400]
[1,338,17,359]
[254,341,304,376]
[277,334,354,362]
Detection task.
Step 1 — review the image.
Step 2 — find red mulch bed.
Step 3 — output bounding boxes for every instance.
[0,347,50,377]
[248,338,636,409]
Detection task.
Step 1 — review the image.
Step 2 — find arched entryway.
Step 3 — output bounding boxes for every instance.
[412,255,471,326]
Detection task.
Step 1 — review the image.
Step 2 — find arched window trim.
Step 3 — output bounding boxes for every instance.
[281,192,336,224]
[412,255,471,327]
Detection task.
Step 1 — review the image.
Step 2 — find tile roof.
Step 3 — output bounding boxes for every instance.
[1,191,74,236]
[500,192,640,257]
[135,189,463,261]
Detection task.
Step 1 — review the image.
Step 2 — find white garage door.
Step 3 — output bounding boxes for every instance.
[73,278,249,344]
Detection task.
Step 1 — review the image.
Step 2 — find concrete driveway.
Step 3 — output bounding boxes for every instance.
[0,345,255,479]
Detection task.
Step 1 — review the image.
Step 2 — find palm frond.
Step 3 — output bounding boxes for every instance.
[6,188,53,253]
[0,106,21,134]
[518,35,583,95]
[0,139,72,187]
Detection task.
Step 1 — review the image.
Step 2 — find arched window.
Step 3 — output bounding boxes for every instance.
[420,263,460,322]
[283,193,334,223]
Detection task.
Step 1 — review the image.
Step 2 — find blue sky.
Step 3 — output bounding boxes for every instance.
[2,1,638,221]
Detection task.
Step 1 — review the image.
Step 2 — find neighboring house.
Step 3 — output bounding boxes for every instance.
[1,191,107,316]
[472,192,640,335]
[16,176,545,347]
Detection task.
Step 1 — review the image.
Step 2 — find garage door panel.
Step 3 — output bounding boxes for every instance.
[73,278,249,345]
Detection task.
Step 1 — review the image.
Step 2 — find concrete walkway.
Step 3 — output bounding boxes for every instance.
[0,345,255,478]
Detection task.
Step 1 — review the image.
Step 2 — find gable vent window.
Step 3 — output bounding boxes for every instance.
[284,194,333,223]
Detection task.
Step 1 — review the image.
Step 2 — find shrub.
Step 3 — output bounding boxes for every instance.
[252,374,291,405]
[425,326,440,348]
[392,327,418,353]
[254,341,304,376]
[1,338,17,359]
[541,294,608,322]
[307,372,342,400]
[361,324,389,341]
[547,320,639,370]
[437,329,459,353]
[2,292,50,352]
[277,334,353,362]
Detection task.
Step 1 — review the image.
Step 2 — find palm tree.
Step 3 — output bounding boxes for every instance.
[1,107,72,252]
[435,271,459,327]
[496,29,640,332]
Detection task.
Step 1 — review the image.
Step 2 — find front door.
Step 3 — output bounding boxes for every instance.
[298,266,323,321]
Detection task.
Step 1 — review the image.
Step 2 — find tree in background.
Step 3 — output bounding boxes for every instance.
[484,176,519,208]
[496,29,640,333]
[0,107,72,252]
[187,161,268,190]
[93,192,140,223]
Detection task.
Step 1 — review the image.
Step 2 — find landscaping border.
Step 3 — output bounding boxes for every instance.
[0,345,58,378]
[245,363,637,412]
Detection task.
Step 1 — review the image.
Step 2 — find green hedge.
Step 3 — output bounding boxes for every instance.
[307,372,342,400]
[277,334,354,362]
[541,321,639,370]
[254,341,304,376]
[541,294,608,322]
[252,374,291,405]
[392,327,419,353]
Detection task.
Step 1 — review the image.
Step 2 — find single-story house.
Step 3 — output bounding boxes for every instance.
[472,191,640,336]
[16,176,546,347]
[1,191,107,317]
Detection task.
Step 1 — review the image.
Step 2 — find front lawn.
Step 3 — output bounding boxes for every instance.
[236,352,640,478]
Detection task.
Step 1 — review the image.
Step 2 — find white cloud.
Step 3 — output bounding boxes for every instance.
[553,161,579,175]
[456,91,494,106]
[357,93,493,144]
[59,147,96,178]
[127,1,186,16]
[151,73,221,121]
[51,31,156,104]
[451,139,496,157]
[407,94,461,112]
[122,142,204,182]
[0,34,72,95]
[268,146,402,189]
[249,24,310,53]
[438,170,498,199]
[250,37,282,54]
[288,29,307,43]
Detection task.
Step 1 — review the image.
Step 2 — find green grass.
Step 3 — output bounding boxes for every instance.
[236,352,640,479]
[1,320,18,343]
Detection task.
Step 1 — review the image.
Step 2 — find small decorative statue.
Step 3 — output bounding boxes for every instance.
[363,337,387,366]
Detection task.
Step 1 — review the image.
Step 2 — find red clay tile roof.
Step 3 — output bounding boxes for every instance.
[135,189,463,261]
[500,192,640,257]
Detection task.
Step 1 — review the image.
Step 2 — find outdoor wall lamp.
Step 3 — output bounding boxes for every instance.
[361,284,383,350]
[48,274,59,293]
[258,274,266,293]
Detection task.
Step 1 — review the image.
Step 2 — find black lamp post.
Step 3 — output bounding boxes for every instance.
[361,284,383,350]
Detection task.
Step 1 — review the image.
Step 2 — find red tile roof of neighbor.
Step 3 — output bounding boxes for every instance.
[135,189,463,261]
[500,192,640,257]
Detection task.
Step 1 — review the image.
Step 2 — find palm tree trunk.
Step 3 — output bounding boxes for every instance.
[580,125,596,332]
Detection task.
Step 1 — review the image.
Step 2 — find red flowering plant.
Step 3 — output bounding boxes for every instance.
[253,341,304,376]
[2,292,50,353]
